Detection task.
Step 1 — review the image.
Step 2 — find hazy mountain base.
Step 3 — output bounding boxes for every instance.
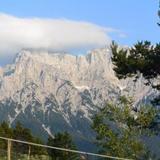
[0,98,97,152]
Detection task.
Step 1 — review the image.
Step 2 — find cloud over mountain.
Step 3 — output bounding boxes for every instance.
[0,13,114,64]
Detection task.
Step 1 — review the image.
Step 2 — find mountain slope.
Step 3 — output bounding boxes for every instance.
[0,47,155,151]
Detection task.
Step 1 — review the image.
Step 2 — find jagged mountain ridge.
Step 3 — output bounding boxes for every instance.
[0,47,156,151]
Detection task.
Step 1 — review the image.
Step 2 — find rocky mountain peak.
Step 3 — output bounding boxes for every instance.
[0,47,156,151]
[0,67,3,76]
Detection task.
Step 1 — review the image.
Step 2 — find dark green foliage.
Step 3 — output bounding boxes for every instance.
[111,41,132,79]
[13,121,33,141]
[0,121,13,138]
[0,122,81,159]
[13,121,33,154]
[111,41,160,80]
[0,121,47,156]
[47,132,79,160]
[111,41,160,104]
[110,39,160,158]
[92,96,158,159]
[12,121,47,155]
[0,122,13,149]
[31,137,47,155]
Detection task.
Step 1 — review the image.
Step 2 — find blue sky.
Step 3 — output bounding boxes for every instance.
[0,0,159,66]
[0,0,159,45]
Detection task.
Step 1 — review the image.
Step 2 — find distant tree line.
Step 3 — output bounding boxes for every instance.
[0,121,80,160]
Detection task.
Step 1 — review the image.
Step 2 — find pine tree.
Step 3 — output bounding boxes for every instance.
[13,121,33,154]
[111,41,160,105]
[0,121,13,150]
[47,132,79,160]
[13,121,47,156]
[92,96,157,159]
[0,121,47,157]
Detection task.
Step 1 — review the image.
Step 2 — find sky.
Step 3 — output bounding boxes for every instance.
[0,0,159,66]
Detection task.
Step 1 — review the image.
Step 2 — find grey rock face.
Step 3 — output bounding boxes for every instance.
[0,47,156,151]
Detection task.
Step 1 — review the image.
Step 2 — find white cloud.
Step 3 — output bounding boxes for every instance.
[0,13,112,54]
[0,13,127,66]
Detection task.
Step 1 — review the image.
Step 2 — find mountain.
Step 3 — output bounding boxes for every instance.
[0,47,156,151]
